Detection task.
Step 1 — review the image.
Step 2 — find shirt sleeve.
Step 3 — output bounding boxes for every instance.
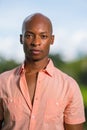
[64,80,85,124]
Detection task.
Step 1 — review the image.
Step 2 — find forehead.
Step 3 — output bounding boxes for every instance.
[22,14,52,33]
[26,20,49,32]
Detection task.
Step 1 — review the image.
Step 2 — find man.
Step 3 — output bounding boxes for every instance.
[0,13,85,130]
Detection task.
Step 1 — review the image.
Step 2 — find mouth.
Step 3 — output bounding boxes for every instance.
[30,49,42,55]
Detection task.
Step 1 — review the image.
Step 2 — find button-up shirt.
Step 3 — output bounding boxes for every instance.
[0,59,85,130]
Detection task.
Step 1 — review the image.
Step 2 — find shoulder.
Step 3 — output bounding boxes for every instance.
[0,65,21,81]
[48,59,80,93]
[53,65,80,93]
[0,65,22,97]
[54,66,76,82]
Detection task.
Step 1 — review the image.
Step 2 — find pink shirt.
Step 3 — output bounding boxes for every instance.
[0,59,85,130]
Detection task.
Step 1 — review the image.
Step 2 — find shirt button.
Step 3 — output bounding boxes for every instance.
[10,99,13,102]
[32,115,35,119]
[35,97,38,100]
[56,102,59,106]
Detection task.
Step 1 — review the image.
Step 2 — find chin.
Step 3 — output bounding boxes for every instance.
[26,56,41,62]
[32,58,42,62]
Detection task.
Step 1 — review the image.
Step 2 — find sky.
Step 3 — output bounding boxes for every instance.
[0,0,87,62]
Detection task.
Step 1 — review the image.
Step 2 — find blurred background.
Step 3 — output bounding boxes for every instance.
[0,0,87,129]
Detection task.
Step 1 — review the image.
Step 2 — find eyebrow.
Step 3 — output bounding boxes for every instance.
[25,31,33,34]
[25,31,49,34]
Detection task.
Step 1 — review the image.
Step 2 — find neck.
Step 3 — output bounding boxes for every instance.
[25,58,49,73]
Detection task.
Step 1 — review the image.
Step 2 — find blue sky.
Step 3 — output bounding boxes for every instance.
[0,0,87,62]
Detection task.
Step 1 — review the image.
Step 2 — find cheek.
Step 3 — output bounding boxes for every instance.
[43,44,50,53]
[25,39,33,44]
[23,44,29,53]
[23,41,31,48]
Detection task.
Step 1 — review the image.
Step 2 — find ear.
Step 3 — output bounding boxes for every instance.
[50,35,55,45]
[20,34,23,44]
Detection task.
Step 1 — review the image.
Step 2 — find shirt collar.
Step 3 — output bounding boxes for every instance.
[43,59,55,77]
[17,59,55,77]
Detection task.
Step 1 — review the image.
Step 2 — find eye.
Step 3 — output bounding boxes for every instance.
[25,33,34,39]
[41,35,48,39]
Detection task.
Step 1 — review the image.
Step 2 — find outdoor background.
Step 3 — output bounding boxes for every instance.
[0,0,87,129]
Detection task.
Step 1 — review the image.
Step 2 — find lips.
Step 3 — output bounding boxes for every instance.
[30,49,42,55]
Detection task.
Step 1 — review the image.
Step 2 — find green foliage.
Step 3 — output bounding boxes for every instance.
[0,57,20,73]
[80,86,87,107]
[49,54,65,68]
[66,57,87,85]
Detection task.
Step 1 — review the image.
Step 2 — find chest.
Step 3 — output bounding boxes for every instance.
[2,75,69,130]
[25,73,38,105]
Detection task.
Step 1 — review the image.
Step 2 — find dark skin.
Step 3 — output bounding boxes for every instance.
[0,13,84,130]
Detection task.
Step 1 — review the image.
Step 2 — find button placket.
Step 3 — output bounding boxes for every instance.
[29,71,44,130]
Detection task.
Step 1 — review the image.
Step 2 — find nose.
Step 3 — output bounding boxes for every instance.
[31,36,41,46]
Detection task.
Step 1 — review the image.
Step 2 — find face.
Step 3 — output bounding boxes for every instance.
[20,15,54,62]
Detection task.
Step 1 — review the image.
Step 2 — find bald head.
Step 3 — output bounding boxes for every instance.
[22,13,53,34]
